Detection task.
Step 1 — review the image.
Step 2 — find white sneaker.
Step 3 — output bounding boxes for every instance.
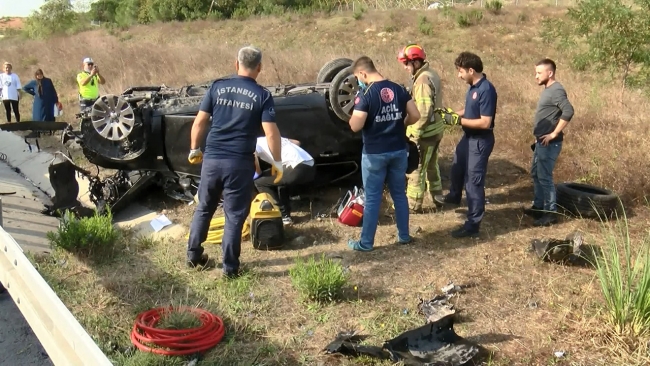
[282,216,293,225]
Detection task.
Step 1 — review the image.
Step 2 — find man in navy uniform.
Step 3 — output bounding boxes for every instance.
[434,51,497,238]
[186,45,283,278]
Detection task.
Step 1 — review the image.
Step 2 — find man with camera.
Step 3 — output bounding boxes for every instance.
[76,57,105,113]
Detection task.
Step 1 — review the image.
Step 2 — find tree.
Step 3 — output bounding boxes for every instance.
[22,0,79,38]
[542,0,650,100]
[89,0,121,23]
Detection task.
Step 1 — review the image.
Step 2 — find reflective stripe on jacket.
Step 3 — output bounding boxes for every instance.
[407,63,444,139]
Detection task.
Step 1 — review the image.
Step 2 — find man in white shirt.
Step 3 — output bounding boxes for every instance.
[0,62,21,123]
[254,137,316,225]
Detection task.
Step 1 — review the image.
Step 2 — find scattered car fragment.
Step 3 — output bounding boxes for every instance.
[530,230,598,267]
[323,314,480,365]
[418,294,456,324]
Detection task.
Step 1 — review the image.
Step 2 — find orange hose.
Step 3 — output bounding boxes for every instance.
[130,306,225,356]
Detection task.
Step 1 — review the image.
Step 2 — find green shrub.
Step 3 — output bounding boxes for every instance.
[289,254,349,303]
[418,15,433,35]
[485,0,503,14]
[46,209,120,258]
[456,9,483,28]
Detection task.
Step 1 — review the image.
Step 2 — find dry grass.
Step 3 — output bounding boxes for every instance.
[2,6,649,202]
[4,4,650,366]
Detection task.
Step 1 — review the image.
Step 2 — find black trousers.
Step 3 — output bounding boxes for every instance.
[187,158,254,272]
[254,162,316,216]
[79,98,98,113]
[3,99,19,122]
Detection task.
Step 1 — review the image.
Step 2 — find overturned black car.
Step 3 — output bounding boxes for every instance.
[25,58,372,215]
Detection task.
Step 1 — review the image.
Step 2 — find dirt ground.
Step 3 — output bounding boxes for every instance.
[26,136,650,365]
[3,3,650,366]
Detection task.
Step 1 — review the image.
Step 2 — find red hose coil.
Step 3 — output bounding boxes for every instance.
[130,306,226,356]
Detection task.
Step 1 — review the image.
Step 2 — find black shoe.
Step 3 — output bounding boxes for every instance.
[223,269,241,279]
[524,205,543,219]
[434,194,460,207]
[187,253,209,268]
[533,213,558,227]
[451,227,479,238]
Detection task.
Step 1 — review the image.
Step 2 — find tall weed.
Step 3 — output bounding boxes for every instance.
[594,208,650,336]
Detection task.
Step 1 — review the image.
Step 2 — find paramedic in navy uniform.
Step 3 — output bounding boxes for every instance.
[346,56,420,251]
[186,46,283,278]
[434,51,497,238]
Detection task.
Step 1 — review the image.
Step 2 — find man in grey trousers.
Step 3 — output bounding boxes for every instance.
[524,58,574,226]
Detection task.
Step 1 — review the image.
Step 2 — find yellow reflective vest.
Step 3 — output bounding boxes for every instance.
[77,72,100,100]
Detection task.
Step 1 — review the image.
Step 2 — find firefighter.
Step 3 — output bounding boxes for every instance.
[186,46,283,278]
[397,44,445,212]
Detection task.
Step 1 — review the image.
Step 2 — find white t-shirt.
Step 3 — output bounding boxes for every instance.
[0,73,21,101]
[255,137,314,169]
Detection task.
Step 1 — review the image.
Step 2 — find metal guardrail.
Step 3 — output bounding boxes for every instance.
[0,197,113,366]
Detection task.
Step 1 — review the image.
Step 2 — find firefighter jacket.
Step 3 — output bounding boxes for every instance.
[406,62,444,140]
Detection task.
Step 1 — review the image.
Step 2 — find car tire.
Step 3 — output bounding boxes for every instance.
[317,58,353,84]
[556,182,622,219]
[329,66,359,121]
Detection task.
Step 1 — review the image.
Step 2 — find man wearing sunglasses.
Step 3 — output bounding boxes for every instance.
[76,57,106,112]
[397,44,445,212]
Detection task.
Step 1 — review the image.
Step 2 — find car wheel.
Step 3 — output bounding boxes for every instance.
[328,66,359,121]
[90,94,136,141]
[317,58,353,84]
[80,95,147,162]
[556,182,622,219]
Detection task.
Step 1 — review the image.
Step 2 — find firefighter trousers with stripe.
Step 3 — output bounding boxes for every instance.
[406,132,444,209]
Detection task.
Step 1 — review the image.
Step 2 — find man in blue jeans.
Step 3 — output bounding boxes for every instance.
[346,56,421,251]
[524,58,574,226]
[186,46,283,278]
[434,52,498,238]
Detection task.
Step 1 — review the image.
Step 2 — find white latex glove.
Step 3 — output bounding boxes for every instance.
[271,160,284,184]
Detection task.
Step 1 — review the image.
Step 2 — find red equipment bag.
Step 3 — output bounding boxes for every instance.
[336,186,365,227]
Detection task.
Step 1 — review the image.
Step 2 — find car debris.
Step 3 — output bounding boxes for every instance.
[530,230,596,266]
[416,281,465,324]
[324,285,481,365]
[323,314,480,365]
[418,293,457,324]
[323,331,390,359]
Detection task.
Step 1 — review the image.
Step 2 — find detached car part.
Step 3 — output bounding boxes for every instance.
[324,314,480,366]
[530,230,596,267]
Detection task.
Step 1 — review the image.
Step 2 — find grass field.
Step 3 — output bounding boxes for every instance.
[3,3,650,366]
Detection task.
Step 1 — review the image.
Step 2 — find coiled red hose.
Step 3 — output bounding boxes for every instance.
[130,306,226,356]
